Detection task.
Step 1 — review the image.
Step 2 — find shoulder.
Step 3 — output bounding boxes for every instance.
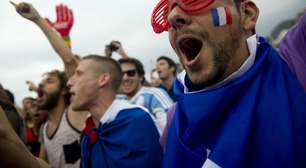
[141,87,173,102]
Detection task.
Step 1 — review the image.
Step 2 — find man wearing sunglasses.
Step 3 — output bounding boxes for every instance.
[118,58,173,134]
[152,0,306,167]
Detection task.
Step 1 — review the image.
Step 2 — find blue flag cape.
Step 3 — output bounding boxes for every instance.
[81,108,163,168]
[164,37,306,168]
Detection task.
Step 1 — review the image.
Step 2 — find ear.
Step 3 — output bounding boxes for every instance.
[240,0,259,32]
[98,73,111,88]
[170,66,176,74]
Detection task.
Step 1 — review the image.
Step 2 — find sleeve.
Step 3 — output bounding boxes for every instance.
[278,12,306,90]
[149,89,174,134]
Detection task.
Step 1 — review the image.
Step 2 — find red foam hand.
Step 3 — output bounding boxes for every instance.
[46,4,74,37]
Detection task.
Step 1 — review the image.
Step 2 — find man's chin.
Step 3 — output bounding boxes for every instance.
[71,103,84,112]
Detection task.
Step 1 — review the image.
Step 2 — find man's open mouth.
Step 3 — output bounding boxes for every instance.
[179,37,203,62]
[37,89,44,101]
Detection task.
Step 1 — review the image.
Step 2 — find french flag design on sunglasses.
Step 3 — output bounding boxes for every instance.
[211,6,232,27]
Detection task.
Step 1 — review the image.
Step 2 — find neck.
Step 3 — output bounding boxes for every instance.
[222,36,250,81]
[126,84,142,100]
[89,91,116,128]
[47,98,66,124]
[163,75,174,91]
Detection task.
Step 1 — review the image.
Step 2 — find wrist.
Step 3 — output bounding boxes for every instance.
[62,35,71,48]
[34,16,44,25]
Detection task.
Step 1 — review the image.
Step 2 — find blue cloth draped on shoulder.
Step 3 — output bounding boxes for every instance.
[81,108,163,168]
[164,37,306,168]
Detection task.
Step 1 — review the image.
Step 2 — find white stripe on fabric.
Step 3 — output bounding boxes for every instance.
[141,87,173,108]
[217,7,227,26]
[202,159,222,168]
[100,99,148,124]
[130,87,173,108]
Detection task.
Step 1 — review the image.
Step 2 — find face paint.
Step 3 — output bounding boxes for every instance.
[211,6,232,27]
[151,0,216,33]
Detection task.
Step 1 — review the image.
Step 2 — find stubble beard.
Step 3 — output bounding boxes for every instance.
[182,26,243,89]
[38,89,61,110]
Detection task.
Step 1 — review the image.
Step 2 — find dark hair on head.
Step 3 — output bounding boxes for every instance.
[157,56,177,75]
[43,70,70,105]
[0,85,12,106]
[4,89,15,104]
[83,55,123,91]
[118,57,145,83]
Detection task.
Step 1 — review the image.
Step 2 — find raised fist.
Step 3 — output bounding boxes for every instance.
[11,1,41,22]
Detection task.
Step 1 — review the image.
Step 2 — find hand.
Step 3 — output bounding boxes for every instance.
[104,45,112,57]
[110,41,129,58]
[110,41,122,52]
[10,1,41,22]
[26,80,38,92]
[45,4,74,37]
[73,54,81,64]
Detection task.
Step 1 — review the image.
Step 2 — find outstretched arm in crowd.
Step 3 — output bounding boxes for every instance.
[0,106,50,168]
[26,80,38,92]
[105,40,129,58]
[11,1,77,78]
[45,4,74,49]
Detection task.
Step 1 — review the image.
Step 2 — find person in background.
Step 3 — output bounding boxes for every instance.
[150,68,162,87]
[118,57,173,134]
[67,55,162,168]
[12,2,88,167]
[156,56,177,101]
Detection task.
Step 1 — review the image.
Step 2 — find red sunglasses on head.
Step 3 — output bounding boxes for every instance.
[151,0,216,34]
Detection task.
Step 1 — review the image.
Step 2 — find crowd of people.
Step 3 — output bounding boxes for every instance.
[0,0,305,168]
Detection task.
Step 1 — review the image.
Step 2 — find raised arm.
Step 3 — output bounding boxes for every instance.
[26,80,38,92]
[11,1,77,78]
[0,106,50,168]
[45,4,74,49]
[105,41,129,58]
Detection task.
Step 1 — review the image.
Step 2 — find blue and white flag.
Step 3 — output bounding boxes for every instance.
[81,101,163,168]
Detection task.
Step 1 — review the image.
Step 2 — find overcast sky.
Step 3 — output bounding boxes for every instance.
[0,0,305,106]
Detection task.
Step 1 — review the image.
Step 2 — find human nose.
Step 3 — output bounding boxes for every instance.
[167,6,191,31]
[122,73,129,80]
[67,76,74,88]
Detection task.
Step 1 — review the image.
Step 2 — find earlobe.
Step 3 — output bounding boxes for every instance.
[241,0,259,32]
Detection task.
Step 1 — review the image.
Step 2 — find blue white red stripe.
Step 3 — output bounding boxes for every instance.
[211,6,232,27]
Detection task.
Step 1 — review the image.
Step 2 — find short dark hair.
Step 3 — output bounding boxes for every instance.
[157,56,177,75]
[83,55,123,91]
[118,57,145,83]
[43,70,70,105]
[4,89,14,104]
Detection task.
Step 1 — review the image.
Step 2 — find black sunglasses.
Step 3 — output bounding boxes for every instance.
[123,69,137,77]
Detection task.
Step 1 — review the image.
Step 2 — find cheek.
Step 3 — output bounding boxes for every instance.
[168,31,176,49]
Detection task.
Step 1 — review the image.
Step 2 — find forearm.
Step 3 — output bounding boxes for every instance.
[0,107,49,168]
[117,50,129,58]
[34,17,77,77]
